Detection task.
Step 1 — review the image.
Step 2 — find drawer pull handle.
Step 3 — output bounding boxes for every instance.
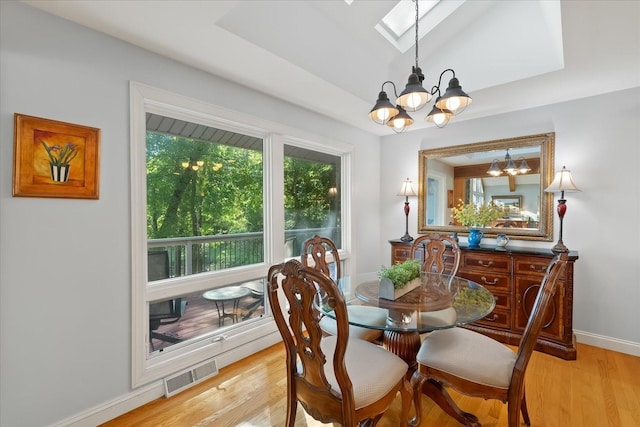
[484,314,499,322]
[481,276,499,285]
[529,264,546,272]
[478,260,494,267]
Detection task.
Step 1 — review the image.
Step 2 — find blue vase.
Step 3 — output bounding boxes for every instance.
[468,228,484,248]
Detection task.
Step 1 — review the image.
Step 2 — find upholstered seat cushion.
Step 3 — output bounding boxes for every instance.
[319,305,386,342]
[320,335,408,409]
[416,327,516,389]
[419,306,457,328]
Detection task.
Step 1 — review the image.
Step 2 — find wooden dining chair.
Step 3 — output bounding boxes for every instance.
[411,253,568,427]
[410,233,461,276]
[301,235,386,342]
[300,234,342,282]
[267,259,411,426]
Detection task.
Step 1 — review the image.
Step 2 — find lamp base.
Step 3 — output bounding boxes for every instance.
[400,233,414,242]
[551,241,569,253]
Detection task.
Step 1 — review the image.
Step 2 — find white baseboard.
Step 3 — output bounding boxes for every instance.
[575,329,640,357]
[52,333,281,427]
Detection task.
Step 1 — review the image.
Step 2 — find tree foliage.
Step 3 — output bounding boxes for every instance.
[146,132,264,239]
[146,132,339,240]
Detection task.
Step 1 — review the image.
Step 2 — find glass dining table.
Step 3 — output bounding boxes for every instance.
[351,274,495,368]
[318,273,496,425]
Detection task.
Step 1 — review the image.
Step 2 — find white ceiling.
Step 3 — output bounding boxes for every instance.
[22,0,640,136]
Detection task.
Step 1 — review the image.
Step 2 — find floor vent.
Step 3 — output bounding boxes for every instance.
[164,358,218,397]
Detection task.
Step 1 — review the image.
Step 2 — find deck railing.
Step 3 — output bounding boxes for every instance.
[148,228,340,278]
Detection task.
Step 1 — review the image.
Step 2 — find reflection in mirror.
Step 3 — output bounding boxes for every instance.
[418,133,555,241]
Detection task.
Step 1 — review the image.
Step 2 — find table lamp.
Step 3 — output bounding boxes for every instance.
[398,178,418,242]
[544,166,581,253]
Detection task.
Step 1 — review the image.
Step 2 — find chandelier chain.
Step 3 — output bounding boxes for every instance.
[414,0,419,70]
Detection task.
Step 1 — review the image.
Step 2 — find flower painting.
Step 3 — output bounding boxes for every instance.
[37,134,82,183]
[13,114,100,199]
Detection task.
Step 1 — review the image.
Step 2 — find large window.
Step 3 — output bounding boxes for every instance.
[130,82,352,386]
[145,115,266,355]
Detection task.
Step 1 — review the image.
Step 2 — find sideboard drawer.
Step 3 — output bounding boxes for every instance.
[514,256,551,277]
[462,252,511,272]
[458,270,511,291]
[492,290,511,311]
[474,309,510,329]
[392,247,411,264]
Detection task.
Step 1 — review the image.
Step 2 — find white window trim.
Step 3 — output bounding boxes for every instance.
[129,81,353,387]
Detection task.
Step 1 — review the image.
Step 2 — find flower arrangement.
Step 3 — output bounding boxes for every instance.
[378,259,421,289]
[41,140,78,167]
[451,200,502,228]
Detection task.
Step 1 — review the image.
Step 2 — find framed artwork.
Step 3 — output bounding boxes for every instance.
[447,189,454,208]
[13,114,100,199]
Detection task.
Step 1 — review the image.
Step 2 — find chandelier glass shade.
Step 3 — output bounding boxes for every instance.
[368,88,399,125]
[397,67,432,111]
[369,0,472,132]
[387,105,414,133]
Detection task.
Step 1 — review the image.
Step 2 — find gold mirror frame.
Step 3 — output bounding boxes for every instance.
[418,133,555,241]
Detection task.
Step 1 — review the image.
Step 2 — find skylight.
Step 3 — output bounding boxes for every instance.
[375,0,465,53]
[381,0,438,39]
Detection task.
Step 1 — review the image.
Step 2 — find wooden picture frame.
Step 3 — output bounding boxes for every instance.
[447,189,454,208]
[13,114,100,199]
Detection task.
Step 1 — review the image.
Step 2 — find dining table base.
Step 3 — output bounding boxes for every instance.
[382,330,422,371]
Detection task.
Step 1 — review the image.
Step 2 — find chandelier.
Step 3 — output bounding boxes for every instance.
[487,150,531,176]
[368,0,472,132]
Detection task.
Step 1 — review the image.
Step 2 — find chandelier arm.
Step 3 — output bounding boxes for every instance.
[436,68,456,90]
[381,80,399,98]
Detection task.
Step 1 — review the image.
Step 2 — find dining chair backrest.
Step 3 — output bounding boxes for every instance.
[267,259,411,426]
[300,235,341,282]
[410,233,461,276]
[268,260,350,417]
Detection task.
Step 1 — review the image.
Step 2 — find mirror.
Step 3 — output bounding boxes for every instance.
[418,133,555,241]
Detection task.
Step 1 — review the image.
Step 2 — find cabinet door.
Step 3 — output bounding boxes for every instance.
[514,276,564,340]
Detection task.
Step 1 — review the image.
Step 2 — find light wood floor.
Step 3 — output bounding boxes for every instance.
[100,342,640,427]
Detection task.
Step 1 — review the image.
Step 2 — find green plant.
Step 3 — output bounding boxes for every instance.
[378,259,421,289]
[451,200,502,227]
[41,140,79,167]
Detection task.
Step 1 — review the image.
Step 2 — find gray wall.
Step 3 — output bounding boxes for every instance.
[0,3,380,426]
[2,1,639,426]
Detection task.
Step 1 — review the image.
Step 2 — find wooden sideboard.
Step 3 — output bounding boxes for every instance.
[390,239,579,360]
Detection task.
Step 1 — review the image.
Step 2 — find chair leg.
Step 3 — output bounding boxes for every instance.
[422,379,480,427]
[285,394,297,427]
[507,399,521,427]
[520,388,531,426]
[399,377,412,427]
[410,371,426,427]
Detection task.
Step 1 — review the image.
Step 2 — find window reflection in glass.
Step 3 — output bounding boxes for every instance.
[284,145,341,255]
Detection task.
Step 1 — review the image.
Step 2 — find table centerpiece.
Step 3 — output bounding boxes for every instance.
[378,259,421,300]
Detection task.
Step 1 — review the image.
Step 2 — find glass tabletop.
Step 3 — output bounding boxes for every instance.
[317,273,496,334]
